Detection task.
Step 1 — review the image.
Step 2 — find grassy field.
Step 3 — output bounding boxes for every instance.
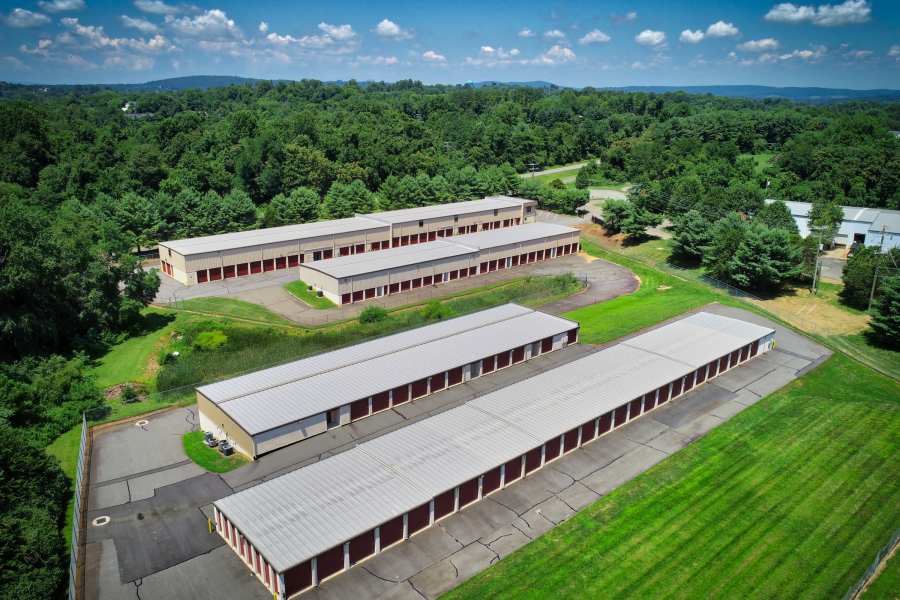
[284,280,336,309]
[862,547,900,599]
[739,151,775,175]
[182,431,248,473]
[177,297,295,326]
[443,353,900,600]
[46,423,83,546]
[89,311,177,389]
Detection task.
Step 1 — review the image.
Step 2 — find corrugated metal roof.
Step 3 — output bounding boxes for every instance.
[364,196,528,225]
[214,311,774,573]
[870,211,900,233]
[160,197,532,256]
[198,303,535,403]
[301,222,578,279]
[217,309,577,434]
[766,199,898,228]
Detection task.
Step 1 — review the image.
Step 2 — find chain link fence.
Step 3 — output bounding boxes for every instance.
[842,529,900,600]
[68,413,90,600]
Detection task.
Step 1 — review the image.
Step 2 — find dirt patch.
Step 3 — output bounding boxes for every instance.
[104,382,148,401]
[749,289,870,336]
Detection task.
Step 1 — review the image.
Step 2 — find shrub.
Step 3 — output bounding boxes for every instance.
[422,300,454,321]
[192,330,228,350]
[358,306,388,324]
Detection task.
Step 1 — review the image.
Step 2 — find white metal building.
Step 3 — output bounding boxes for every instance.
[197,304,579,458]
[158,196,537,285]
[297,222,581,305]
[213,311,775,598]
[766,199,900,250]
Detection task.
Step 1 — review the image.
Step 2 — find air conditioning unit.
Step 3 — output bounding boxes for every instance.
[219,440,234,456]
[204,431,219,448]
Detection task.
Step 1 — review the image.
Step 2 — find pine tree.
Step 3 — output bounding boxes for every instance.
[671,210,712,262]
[869,275,900,349]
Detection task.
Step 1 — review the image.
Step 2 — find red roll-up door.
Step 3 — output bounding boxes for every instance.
[349,529,375,565]
[695,365,707,385]
[643,391,657,412]
[567,329,578,344]
[658,383,671,404]
[544,437,561,461]
[496,351,510,369]
[401,280,411,291]
[250,261,262,274]
[324,249,333,259]
[504,456,523,483]
[209,268,222,281]
[719,354,730,372]
[428,231,437,241]
[482,355,496,373]
[283,561,312,596]
[275,257,286,269]
[263,259,274,272]
[389,283,400,294]
[237,263,249,276]
[447,367,463,386]
[598,412,612,434]
[371,391,390,412]
[355,244,365,254]
[469,266,477,276]
[380,515,404,549]
[458,477,479,508]
[197,270,208,283]
[512,346,525,363]
[288,255,299,267]
[407,503,430,535]
[423,275,433,286]
[449,270,458,280]
[739,345,749,362]
[541,337,553,353]
[365,288,376,299]
[524,447,542,473]
[614,405,628,427]
[350,399,370,420]
[563,428,579,452]
[480,262,489,273]
[341,293,351,305]
[433,490,455,520]
[339,246,351,256]
[411,378,429,399]
[352,290,364,302]
[497,259,505,270]
[511,255,519,266]
[750,339,760,357]
[683,371,696,392]
[489,260,498,271]
[671,377,683,398]
[629,398,643,420]
[581,419,596,443]
[430,373,446,392]
[730,349,740,366]
[707,359,719,378]
[482,466,502,496]
[316,545,344,582]
[458,268,468,278]
[392,385,409,405]
[400,236,409,246]
[412,278,422,288]
[223,265,236,279]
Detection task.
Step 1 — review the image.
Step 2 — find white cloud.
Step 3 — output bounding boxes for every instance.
[258,21,268,33]
[517,27,535,38]
[465,45,521,67]
[844,49,871,59]
[680,29,705,44]
[756,44,828,63]
[528,44,576,65]
[266,32,329,48]
[318,22,355,41]
[61,17,174,52]
[262,22,357,55]
[612,11,637,23]
[738,38,780,51]
[706,20,739,37]
[422,49,446,62]
[134,0,181,16]
[1,55,29,70]
[765,0,870,26]
[3,8,51,27]
[355,54,398,65]
[20,38,54,56]
[121,15,159,33]
[38,0,84,12]
[635,29,666,46]
[104,53,154,70]
[544,29,566,40]
[579,30,610,45]
[374,18,412,40]
[889,45,900,60]
[166,9,241,39]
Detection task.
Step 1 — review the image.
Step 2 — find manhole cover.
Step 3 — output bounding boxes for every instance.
[92,516,110,527]
[135,419,149,428]
[137,512,144,520]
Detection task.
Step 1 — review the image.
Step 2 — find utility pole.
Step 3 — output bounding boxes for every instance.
[868,225,887,312]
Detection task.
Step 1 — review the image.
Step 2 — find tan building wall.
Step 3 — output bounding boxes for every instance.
[197,392,256,459]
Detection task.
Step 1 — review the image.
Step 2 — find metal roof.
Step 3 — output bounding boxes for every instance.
[364,196,529,225]
[202,304,577,435]
[766,199,898,227]
[160,197,532,257]
[198,303,537,403]
[300,222,578,279]
[870,211,900,234]
[214,311,773,573]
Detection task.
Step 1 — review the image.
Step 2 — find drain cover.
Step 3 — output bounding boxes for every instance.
[135,419,149,428]
[92,516,110,527]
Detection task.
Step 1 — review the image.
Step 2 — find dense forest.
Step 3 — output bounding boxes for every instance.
[1,79,899,598]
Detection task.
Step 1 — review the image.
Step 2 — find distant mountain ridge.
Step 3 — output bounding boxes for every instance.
[3,76,899,103]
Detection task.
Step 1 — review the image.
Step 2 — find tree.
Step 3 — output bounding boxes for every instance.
[281,143,333,194]
[671,209,712,262]
[754,200,798,233]
[808,199,843,246]
[263,187,320,227]
[320,180,374,219]
[668,176,703,216]
[726,224,802,290]
[840,246,879,309]
[601,198,631,233]
[702,213,747,280]
[869,275,900,349]
[621,207,662,241]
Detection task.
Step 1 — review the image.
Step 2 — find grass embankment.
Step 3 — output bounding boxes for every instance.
[182,431,248,473]
[46,423,83,546]
[862,547,900,599]
[178,297,295,326]
[284,280,337,309]
[443,353,900,600]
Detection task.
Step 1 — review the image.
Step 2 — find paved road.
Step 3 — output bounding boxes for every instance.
[518,162,587,178]
[82,305,829,600]
[820,256,846,282]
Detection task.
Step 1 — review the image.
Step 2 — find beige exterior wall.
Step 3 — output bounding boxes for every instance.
[197,393,256,459]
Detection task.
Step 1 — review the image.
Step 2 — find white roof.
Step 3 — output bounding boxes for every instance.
[215,311,773,572]
[160,197,532,257]
[201,304,577,435]
[766,199,896,227]
[870,211,900,234]
[301,222,578,279]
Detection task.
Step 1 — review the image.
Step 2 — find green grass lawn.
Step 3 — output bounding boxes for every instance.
[443,353,900,600]
[89,310,178,389]
[862,546,900,599]
[177,296,296,326]
[46,422,83,546]
[826,333,900,382]
[565,238,718,344]
[284,280,337,309]
[182,431,248,472]
[739,151,775,175]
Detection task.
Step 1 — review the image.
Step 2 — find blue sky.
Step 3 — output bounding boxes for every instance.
[2,0,898,87]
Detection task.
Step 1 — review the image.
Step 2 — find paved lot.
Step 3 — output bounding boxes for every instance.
[820,256,846,282]
[82,306,829,600]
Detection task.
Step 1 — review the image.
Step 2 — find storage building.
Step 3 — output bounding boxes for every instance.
[765,199,900,250]
[158,196,537,285]
[213,312,775,598]
[197,304,579,458]
[297,222,581,305]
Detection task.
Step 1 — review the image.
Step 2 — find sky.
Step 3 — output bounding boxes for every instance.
[1,0,898,88]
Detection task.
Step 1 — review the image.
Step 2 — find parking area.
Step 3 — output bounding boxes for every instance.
[82,305,829,600]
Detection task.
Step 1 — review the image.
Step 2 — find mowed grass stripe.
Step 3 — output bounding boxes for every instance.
[441,355,900,600]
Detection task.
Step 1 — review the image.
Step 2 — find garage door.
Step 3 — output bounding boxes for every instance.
[671,377,683,398]
[643,391,657,412]
[411,378,429,399]
[683,371,696,392]
[730,349,740,366]
[525,447,542,473]
[567,329,578,344]
[283,561,312,596]
[496,351,510,369]
[447,367,463,386]
[458,477,479,508]
[407,503,431,535]
[482,466,502,496]
[379,515,404,549]
[563,428,579,452]
[504,456,523,483]
[393,385,409,405]
[349,529,375,565]
[541,337,553,353]
[719,354,730,372]
[433,489,455,521]
[482,355,496,374]
[614,405,628,427]
[580,419,596,444]
[739,345,749,362]
[544,437,561,461]
[429,373,446,392]
[371,391,390,412]
[695,365,707,385]
[750,339,760,357]
[316,545,344,582]
[629,398,643,420]
[598,412,613,435]
[350,399,370,421]
[707,359,719,378]
[512,346,525,363]
[658,383,671,404]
